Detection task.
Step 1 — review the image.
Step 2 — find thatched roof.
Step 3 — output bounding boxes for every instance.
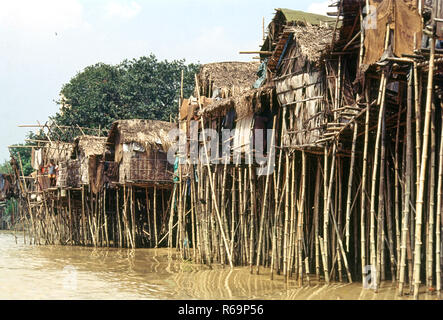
[287,24,336,63]
[197,62,260,98]
[180,96,213,121]
[107,119,176,151]
[261,9,337,70]
[44,141,73,163]
[199,86,273,118]
[73,136,107,158]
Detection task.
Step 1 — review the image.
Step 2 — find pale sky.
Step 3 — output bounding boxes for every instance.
[0,0,332,162]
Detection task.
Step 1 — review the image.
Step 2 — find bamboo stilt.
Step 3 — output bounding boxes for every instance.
[394,102,402,282]
[256,116,277,274]
[386,157,396,282]
[377,108,386,287]
[436,102,443,296]
[399,68,414,296]
[426,101,436,289]
[298,151,306,286]
[361,93,370,282]
[345,123,358,251]
[168,184,177,248]
[413,35,435,300]
[283,152,290,279]
[314,160,321,279]
[369,53,388,289]
[323,146,330,284]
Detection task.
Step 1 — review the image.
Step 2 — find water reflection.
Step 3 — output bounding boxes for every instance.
[0,231,440,300]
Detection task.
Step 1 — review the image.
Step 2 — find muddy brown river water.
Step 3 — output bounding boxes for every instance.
[0,231,440,300]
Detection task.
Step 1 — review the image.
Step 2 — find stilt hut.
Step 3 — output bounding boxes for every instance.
[106,119,175,186]
[105,119,176,249]
[69,135,108,192]
[174,59,282,265]
[31,142,73,192]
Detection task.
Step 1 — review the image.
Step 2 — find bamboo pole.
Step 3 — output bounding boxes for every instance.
[81,185,86,245]
[399,68,414,296]
[238,167,245,265]
[361,91,370,282]
[256,116,277,274]
[195,74,234,268]
[345,123,358,251]
[248,148,257,272]
[394,102,402,281]
[131,186,136,248]
[314,160,321,279]
[153,186,158,247]
[67,189,72,245]
[426,100,436,289]
[298,151,306,286]
[190,167,197,258]
[414,36,422,191]
[283,152,290,278]
[117,187,122,247]
[337,160,343,282]
[413,35,435,300]
[435,102,443,296]
[220,163,228,265]
[376,108,386,287]
[230,168,236,265]
[369,32,389,287]
[288,154,297,278]
[271,136,284,279]
[325,143,337,284]
[386,157,396,282]
[168,184,177,248]
[104,189,109,247]
[323,146,330,284]
[319,235,328,283]
[177,165,184,254]
[328,195,353,283]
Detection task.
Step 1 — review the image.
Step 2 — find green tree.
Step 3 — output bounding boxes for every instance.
[53,54,200,130]
[0,161,11,174]
[9,143,33,177]
[7,131,37,177]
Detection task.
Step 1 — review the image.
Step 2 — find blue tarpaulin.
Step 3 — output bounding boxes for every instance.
[253,58,268,89]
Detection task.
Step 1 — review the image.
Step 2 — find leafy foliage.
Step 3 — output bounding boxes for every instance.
[8,138,33,177]
[53,54,200,131]
[0,161,11,174]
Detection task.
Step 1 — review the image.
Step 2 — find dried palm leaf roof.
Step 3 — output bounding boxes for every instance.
[107,119,176,151]
[287,24,336,62]
[44,141,73,163]
[73,136,107,158]
[197,62,260,97]
[261,9,337,64]
[199,86,273,118]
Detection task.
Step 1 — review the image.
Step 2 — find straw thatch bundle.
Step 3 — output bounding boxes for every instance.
[288,24,336,64]
[197,62,260,98]
[45,142,73,164]
[199,97,235,118]
[73,136,107,158]
[199,86,273,119]
[108,119,176,152]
